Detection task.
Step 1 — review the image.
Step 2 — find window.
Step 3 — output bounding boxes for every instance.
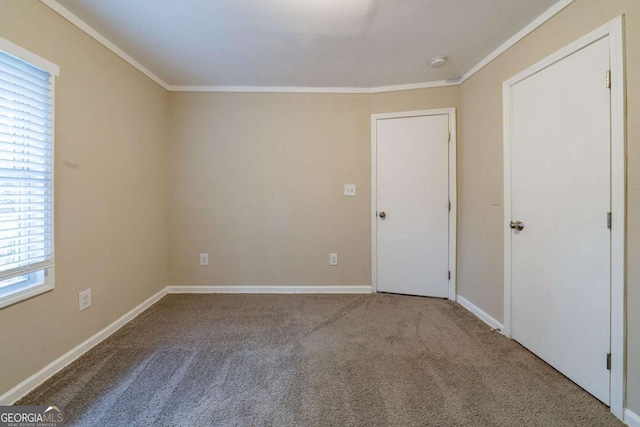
[0,39,58,309]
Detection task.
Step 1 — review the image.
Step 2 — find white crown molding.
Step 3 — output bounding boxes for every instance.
[0,287,167,405]
[39,0,170,90]
[368,79,461,93]
[459,0,574,83]
[167,85,371,94]
[168,79,461,94]
[39,0,572,93]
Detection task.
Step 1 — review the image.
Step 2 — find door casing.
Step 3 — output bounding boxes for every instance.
[371,108,457,300]
[502,16,626,419]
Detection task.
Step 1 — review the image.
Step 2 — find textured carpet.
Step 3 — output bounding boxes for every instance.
[18,294,622,426]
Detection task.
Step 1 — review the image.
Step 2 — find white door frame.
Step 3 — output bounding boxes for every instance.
[502,16,626,419]
[371,108,457,300]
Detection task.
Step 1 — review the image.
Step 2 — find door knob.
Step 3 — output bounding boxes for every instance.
[379,211,386,219]
[510,221,525,231]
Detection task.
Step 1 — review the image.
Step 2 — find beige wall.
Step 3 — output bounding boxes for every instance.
[458,0,640,412]
[167,88,458,287]
[168,93,371,286]
[0,1,169,397]
[370,86,460,114]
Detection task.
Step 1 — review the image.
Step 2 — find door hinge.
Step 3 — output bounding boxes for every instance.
[606,70,611,89]
[607,211,612,229]
[448,132,451,142]
[448,271,451,280]
[448,201,451,212]
[606,353,611,370]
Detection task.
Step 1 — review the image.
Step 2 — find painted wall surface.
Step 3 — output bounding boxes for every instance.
[168,92,371,286]
[370,86,460,115]
[167,88,459,287]
[458,0,639,413]
[0,1,169,397]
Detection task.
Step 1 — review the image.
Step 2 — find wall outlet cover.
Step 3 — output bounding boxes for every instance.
[344,184,356,197]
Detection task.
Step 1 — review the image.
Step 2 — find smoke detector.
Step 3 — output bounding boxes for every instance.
[429,56,448,69]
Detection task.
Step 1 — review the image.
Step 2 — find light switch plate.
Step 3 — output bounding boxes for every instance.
[329,253,338,266]
[200,253,209,266]
[492,189,501,206]
[344,184,356,197]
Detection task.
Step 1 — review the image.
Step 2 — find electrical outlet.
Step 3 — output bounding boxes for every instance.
[79,289,91,311]
[344,184,356,197]
[329,253,338,266]
[200,253,209,266]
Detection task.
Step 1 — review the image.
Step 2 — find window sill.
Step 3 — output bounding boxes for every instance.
[0,276,55,310]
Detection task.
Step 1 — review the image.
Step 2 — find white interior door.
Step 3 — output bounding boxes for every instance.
[509,37,611,404]
[376,114,450,298]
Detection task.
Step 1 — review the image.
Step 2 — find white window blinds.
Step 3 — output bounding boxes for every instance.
[0,49,54,284]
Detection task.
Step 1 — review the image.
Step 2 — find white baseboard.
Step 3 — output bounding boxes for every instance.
[167,285,373,294]
[456,295,504,331]
[625,409,640,427]
[0,287,167,405]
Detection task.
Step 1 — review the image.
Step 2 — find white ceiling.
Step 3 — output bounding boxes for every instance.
[54,0,560,88]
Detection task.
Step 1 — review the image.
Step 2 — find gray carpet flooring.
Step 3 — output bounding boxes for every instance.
[18,294,622,426]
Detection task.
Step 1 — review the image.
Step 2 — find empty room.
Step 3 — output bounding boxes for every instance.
[0,0,637,425]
